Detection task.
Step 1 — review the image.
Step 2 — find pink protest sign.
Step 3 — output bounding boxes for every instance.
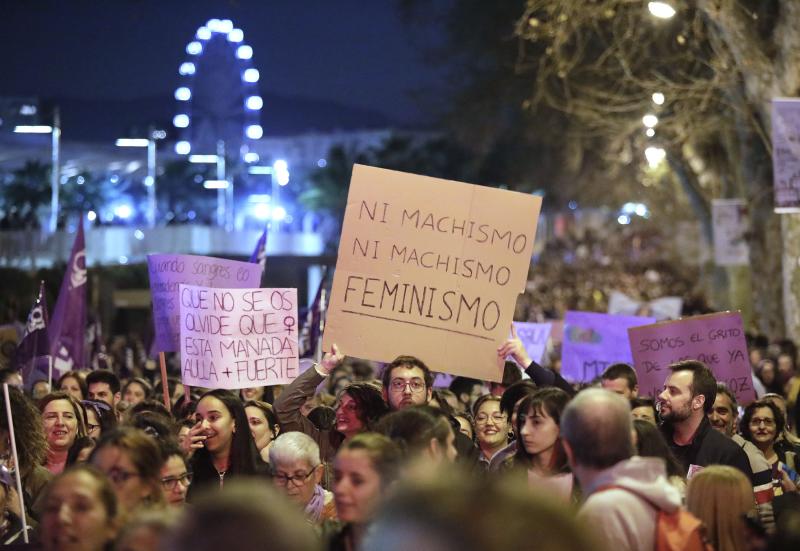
[147,254,264,352]
[179,285,299,389]
[628,312,756,404]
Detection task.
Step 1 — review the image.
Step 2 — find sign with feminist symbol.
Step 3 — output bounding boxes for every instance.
[179,285,299,389]
[323,164,542,381]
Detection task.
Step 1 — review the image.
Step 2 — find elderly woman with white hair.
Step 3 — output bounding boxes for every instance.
[270,431,337,524]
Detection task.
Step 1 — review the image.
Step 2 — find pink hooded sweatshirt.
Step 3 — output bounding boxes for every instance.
[578,456,682,551]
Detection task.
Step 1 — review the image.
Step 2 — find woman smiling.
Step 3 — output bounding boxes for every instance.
[183,390,266,499]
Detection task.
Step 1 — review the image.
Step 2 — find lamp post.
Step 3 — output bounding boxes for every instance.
[115,130,159,228]
[14,108,60,233]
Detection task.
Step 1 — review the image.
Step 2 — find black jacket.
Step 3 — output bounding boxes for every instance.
[661,416,754,482]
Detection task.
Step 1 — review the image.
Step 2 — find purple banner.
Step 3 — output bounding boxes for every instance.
[49,223,87,375]
[513,322,552,364]
[561,311,654,382]
[16,281,50,387]
[147,254,264,352]
[629,312,756,404]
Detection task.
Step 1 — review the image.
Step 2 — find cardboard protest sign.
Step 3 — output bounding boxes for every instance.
[147,254,264,352]
[561,311,655,382]
[323,164,542,381]
[712,199,749,266]
[513,322,552,364]
[179,285,299,389]
[772,98,800,213]
[628,312,756,404]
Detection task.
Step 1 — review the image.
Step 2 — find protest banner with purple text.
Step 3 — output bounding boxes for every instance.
[323,164,542,382]
[179,285,298,389]
[513,321,552,364]
[147,254,264,352]
[561,311,655,382]
[628,312,756,404]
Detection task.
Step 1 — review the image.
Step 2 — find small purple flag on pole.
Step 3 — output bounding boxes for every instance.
[49,222,87,376]
[249,227,268,268]
[15,281,50,387]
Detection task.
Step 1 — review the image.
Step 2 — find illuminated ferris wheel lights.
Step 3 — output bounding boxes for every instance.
[186,41,202,55]
[206,19,222,32]
[246,96,263,110]
[246,125,264,139]
[173,114,190,128]
[236,45,253,60]
[228,28,244,43]
[244,152,260,163]
[196,26,211,40]
[243,68,260,83]
[219,19,234,33]
[175,87,192,101]
[179,62,196,76]
[175,141,191,155]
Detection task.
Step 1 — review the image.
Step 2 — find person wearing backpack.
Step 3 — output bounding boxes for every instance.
[561,388,710,551]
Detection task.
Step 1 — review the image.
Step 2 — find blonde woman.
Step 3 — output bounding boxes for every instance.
[686,465,756,551]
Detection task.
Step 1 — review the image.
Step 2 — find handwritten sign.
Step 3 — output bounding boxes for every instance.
[772,98,800,213]
[628,312,756,404]
[712,199,749,266]
[513,322,552,364]
[322,164,542,381]
[179,285,299,389]
[561,311,655,382]
[147,254,264,352]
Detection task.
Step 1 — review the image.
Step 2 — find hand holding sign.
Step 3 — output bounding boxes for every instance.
[498,324,532,368]
[318,344,344,376]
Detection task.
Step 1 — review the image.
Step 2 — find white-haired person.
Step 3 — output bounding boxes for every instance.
[270,431,337,525]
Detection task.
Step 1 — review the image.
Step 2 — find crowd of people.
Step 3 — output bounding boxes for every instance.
[0,324,797,551]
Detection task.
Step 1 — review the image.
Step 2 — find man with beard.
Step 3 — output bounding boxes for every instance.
[657,360,752,481]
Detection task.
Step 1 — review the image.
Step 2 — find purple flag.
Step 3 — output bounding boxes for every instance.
[15,281,50,387]
[249,227,268,268]
[49,223,87,376]
[299,267,329,358]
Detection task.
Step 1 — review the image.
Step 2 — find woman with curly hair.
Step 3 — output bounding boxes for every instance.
[0,386,50,520]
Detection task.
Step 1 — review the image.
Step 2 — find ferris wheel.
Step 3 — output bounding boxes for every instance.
[173,18,262,161]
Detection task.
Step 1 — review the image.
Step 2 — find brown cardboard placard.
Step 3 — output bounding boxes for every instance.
[322,165,541,381]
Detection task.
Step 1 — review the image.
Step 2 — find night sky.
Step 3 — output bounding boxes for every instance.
[1,0,450,127]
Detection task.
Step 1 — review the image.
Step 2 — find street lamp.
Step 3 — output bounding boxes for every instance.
[115,129,161,228]
[14,109,60,233]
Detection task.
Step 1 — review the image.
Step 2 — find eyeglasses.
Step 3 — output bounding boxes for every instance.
[272,466,318,486]
[475,413,507,425]
[105,468,140,486]
[161,472,193,490]
[87,423,100,434]
[390,379,426,393]
[749,417,776,427]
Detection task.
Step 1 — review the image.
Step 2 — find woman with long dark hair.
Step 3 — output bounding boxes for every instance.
[183,389,266,499]
[511,388,574,501]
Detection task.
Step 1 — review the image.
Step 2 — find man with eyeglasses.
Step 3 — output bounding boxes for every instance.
[380,355,433,411]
